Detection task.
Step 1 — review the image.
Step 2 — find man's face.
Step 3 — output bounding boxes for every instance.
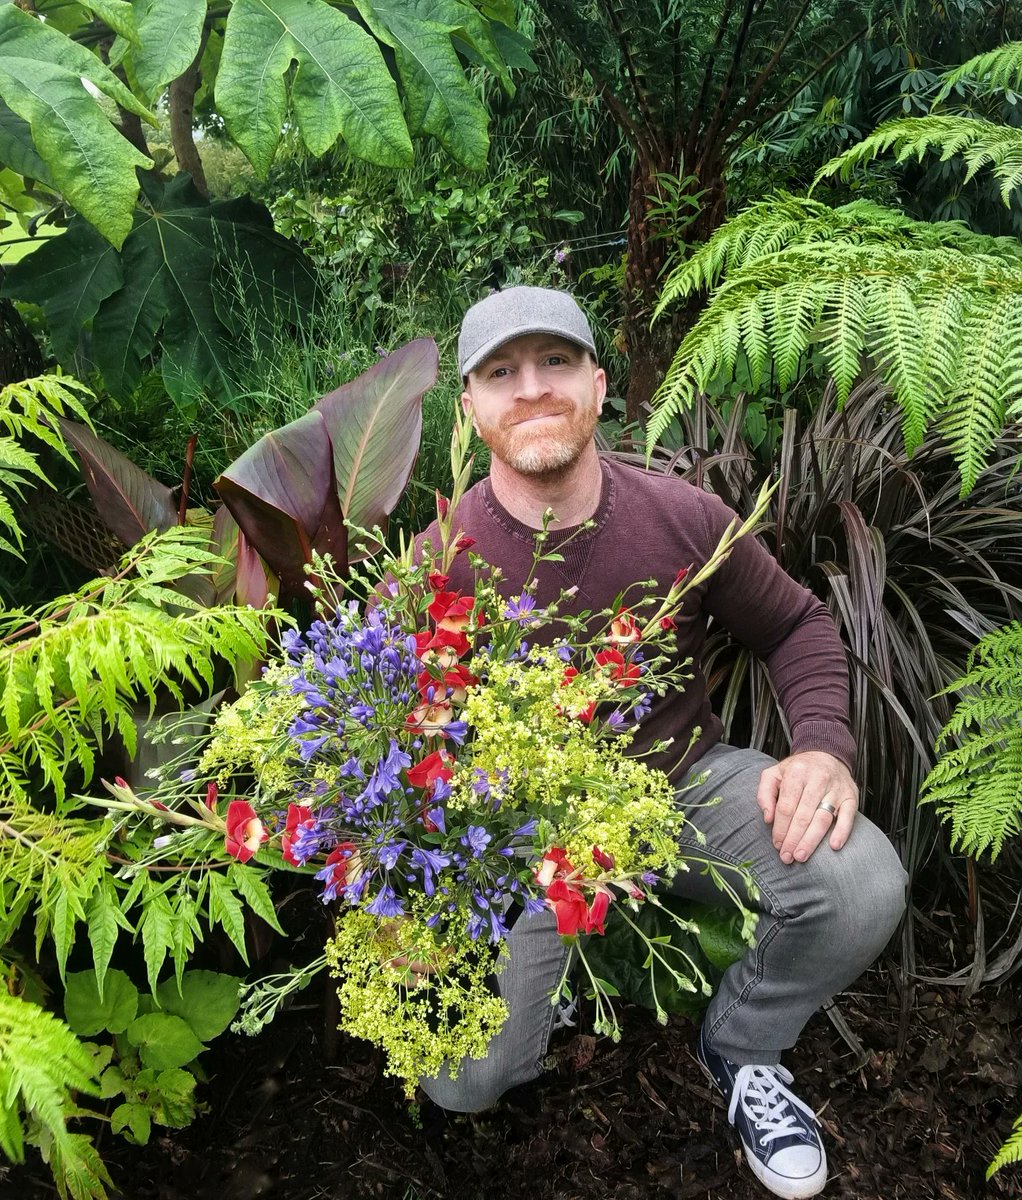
[462,333,606,479]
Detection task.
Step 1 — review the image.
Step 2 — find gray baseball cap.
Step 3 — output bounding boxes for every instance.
[458,286,597,376]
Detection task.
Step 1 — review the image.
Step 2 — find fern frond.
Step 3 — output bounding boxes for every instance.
[920,622,1022,859]
[0,990,107,1200]
[816,117,1022,208]
[939,40,1022,99]
[0,527,277,802]
[0,374,93,556]
[650,196,1022,493]
[989,1113,1022,1179]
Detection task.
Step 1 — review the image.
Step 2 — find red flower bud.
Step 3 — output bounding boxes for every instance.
[673,566,689,587]
[659,616,676,631]
[435,491,450,519]
[427,571,450,592]
[591,845,615,871]
[455,536,476,554]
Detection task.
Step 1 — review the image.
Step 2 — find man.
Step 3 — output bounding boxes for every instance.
[415,286,906,1200]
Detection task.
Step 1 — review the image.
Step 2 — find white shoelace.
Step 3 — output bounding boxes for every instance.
[728,1064,819,1147]
[552,995,578,1030]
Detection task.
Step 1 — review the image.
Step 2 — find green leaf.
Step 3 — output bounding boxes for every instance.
[228,862,285,934]
[131,0,207,98]
[355,0,492,168]
[156,970,242,1043]
[0,100,55,188]
[216,0,413,177]
[82,0,139,43]
[126,1012,203,1070]
[140,891,175,996]
[0,5,153,246]
[111,1099,152,1144]
[1,223,123,361]
[87,880,133,998]
[64,969,139,1036]
[207,872,249,964]
[152,1067,197,1127]
[3,174,317,405]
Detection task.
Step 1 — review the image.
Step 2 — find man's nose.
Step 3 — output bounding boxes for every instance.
[513,363,548,401]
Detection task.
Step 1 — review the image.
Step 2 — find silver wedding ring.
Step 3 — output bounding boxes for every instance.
[817,801,838,818]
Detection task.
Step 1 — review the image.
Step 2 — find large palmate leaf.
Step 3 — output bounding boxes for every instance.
[0,4,153,247]
[130,0,208,100]
[2,174,318,406]
[355,0,510,168]
[216,0,413,177]
[316,338,438,538]
[215,410,348,595]
[57,419,178,547]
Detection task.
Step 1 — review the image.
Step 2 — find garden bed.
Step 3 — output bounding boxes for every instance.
[4,967,1018,1200]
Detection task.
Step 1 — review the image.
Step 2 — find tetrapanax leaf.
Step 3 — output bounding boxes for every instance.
[0,100,55,189]
[0,5,153,246]
[57,418,178,547]
[131,0,207,100]
[216,0,412,177]
[354,0,494,168]
[4,174,317,405]
[1,221,123,361]
[316,338,437,541]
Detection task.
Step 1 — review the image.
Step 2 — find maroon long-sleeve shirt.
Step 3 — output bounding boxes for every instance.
[415,457,855,781]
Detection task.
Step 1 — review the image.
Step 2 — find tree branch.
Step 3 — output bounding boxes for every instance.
[725,25,868,145]
[722,0,815,135]
[169,27,211,197]
[686,0,740,164]
[700,0,762,163]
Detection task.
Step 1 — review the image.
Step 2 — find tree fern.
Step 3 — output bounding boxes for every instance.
[817,116,1022,207]
[919,622,1022,860]
[0,374,92,557]
[989,1113,1022,1179]
[938,40,1022,98]
[650,194,1022,491]
[0,990,110,1200]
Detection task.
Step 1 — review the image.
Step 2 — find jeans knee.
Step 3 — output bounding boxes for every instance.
[418,1061,517,1113]
[819,828,907,956]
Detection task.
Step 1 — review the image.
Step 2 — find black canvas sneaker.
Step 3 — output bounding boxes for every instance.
[696,1027,828,1199]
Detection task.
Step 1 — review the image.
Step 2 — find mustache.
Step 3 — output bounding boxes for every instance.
[501,407,573,430]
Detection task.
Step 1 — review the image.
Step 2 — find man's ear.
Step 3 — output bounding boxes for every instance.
[461,390,480,435]
[594,366,607,415]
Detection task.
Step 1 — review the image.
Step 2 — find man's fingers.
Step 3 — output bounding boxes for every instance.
[757,765,781,824]
[829,799,857,850]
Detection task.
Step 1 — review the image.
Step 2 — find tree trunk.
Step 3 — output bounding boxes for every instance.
[621,150,728,430]
[169,33,210,198]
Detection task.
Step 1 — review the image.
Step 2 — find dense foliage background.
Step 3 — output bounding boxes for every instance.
[1,1,1021,1194]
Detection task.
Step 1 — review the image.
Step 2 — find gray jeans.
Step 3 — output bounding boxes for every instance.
[420,743,908,1112]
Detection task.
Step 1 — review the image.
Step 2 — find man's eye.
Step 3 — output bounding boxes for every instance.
[546,355,567,366]
[491,366,510,379]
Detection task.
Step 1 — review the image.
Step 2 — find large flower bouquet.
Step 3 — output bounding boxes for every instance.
[97,420,770,1095]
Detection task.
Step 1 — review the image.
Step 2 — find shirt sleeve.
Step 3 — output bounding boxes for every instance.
[697,489,857,773]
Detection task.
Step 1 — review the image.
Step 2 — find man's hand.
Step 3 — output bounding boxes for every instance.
[756,751,858,864]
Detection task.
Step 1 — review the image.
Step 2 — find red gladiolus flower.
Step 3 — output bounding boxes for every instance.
[435,491,450,519]
[591,845,615,871]
[659,616,676,631]
[281,803,314,867]
[225,800,267,864]
[535,846,575,886]
[545,879,589,936]
[405,698,454,735]
[608,607,641,645]
[406,749,455,793]
[415,627,471,667]
[428,591,475,633]
[673,566,689,587]
[427,571,450,592]
[455,536,476,554]
[205,781,218,811]
[585,889,612,935]
[594,648,641,687]
[417,664,477,705]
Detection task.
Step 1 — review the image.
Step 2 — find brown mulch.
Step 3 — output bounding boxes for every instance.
[4,969,1020,1200]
